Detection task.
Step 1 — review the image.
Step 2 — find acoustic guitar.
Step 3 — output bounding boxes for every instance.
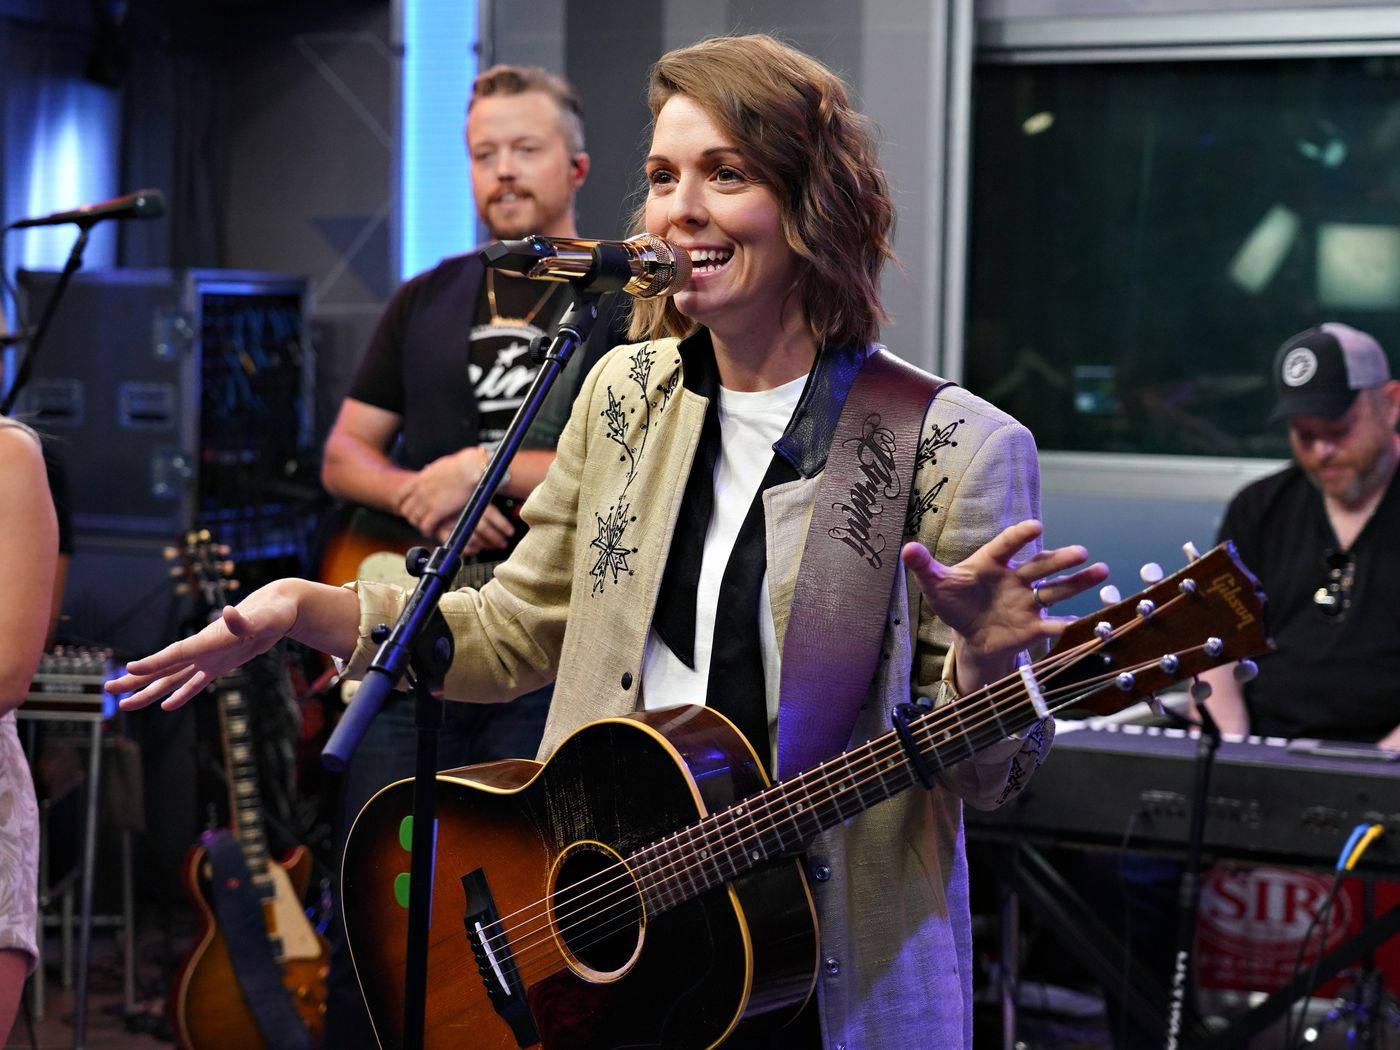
[340,543,1269,1050]
[169,531,329,1050]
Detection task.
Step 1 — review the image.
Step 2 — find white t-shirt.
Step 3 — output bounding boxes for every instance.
[641,373,807,740]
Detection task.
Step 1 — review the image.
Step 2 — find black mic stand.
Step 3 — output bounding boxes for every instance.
[1316,874,1400,1050]
[0,222,92,415]
[321,282,604,1050]
[1163,698,1222,1049]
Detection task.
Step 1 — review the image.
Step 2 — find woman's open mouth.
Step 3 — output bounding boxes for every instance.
[687,247,733,277]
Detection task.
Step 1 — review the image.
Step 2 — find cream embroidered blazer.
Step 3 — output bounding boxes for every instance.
[346,334,1051,1049]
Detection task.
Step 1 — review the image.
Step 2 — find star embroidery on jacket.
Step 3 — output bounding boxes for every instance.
[589,499,638,593]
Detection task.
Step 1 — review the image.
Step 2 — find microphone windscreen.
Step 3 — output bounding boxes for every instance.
[132,188,167,219]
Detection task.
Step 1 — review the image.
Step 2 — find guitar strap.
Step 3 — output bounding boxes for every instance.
[776,348,951,779]
[204,829,315,1050]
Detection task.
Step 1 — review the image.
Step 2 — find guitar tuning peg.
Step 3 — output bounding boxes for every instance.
[162,546,178,561]
[1182,541,1201,562]
[167,565,185,578]
[1190,678,1213,703]
[1099,584,1122,605]
[226,579,241,591]
[174,582,190,597]
[1139,562,1164,584]
[1233,659,1258,683]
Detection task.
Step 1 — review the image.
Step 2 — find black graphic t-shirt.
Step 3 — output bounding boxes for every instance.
[347,252,628,472]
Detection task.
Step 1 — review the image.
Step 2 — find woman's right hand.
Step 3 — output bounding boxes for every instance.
[105,578,356,711]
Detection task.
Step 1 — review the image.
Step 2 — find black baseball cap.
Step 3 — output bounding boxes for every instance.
[1270,322,1392,422]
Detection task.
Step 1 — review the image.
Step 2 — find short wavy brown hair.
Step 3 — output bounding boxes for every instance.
[629,34,894,348]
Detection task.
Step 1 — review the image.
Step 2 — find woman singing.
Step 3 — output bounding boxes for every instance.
[110,34,1105,1049]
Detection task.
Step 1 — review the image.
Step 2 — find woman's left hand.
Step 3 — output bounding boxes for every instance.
[902,519,1109,693]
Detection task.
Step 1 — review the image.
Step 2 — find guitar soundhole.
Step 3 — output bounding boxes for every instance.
[550,842,644,980]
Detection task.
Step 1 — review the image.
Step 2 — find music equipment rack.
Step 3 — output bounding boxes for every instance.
[24,646,114,718]
[18,646,128,1049]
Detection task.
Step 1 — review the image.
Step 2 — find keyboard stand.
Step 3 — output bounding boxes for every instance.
[992,841,1208,1043]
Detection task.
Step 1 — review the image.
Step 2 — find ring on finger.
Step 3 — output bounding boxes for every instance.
[1032,580,1049,609]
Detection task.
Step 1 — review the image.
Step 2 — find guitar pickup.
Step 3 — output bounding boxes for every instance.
[462,868,538,1048]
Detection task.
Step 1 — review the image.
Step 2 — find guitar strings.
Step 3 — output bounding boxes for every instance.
[478,584,1205,975]
[491,632,1142,980]
[496,645,1183,990]
[489,612,1193,981]
[485,613,1208,986]
[497,641,1191,988]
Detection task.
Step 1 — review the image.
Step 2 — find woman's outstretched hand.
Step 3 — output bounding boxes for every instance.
[902,519,1109,694]
[104,579,359,711]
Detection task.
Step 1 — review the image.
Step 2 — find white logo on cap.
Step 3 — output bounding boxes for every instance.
[1281,347,1318,387]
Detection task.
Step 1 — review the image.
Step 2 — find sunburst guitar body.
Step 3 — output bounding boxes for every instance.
[343,705,818,1050]
[166,531,329,1049]
[174,839,328,1049]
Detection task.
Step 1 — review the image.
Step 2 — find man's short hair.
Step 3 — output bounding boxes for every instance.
[469,65,585,155]
[1270,322,1392,421]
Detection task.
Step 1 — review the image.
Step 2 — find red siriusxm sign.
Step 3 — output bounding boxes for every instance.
[1197,865,1399,997]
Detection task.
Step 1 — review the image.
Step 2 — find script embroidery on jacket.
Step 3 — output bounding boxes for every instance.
[588,342,683,593]
[906,416,965,535]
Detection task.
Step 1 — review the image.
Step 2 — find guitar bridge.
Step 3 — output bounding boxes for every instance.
[462,868,538,1048]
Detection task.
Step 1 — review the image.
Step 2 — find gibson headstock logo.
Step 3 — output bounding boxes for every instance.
[1206,573,1256,629]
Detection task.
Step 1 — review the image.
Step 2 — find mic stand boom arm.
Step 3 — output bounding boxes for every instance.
[321,284,604,1050]
[1,223,92,415]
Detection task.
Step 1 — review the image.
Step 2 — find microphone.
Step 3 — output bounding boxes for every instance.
[9,188,166,230]
[480,233,691,298]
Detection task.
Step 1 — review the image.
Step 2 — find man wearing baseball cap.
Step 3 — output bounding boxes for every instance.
[1198,322,1400,744]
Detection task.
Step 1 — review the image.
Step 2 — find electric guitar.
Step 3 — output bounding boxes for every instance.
[341,543,1269,1050]
[316,498,524,592]
[169,531,329,1050]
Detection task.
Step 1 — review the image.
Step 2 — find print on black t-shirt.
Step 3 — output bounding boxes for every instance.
[470,274,568,444]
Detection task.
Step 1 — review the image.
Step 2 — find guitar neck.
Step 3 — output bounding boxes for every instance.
[626,543,1270,917]
[627,690,1022,916]
[455,558,500,591]
[216,675,273,884]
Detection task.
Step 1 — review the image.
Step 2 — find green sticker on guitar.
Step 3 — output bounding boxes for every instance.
[394,872,411,909]
[399,815,413,852]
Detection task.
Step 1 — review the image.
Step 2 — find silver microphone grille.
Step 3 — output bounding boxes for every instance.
[626,234,692,298]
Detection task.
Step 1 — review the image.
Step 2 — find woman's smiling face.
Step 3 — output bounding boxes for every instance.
[644,95,802,338]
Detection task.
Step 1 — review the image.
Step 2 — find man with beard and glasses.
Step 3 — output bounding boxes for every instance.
[316,63,628,1047]
[1199,323,1400,744]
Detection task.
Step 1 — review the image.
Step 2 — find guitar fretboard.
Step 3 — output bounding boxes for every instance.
[628,701,1017,914]
[217,680,272,889]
